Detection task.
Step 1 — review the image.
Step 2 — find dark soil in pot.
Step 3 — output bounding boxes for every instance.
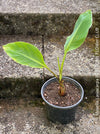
[44,81,81,107]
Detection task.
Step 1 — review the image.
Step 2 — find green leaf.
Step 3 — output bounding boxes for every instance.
[3,42,47,68]
[64,10,92,53]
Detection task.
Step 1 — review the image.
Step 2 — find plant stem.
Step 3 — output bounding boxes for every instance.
[57,57,61,81]
[59,80,66,96]
[60,52,67,81]
[57,52,67,96]
[45,66,58,80]
[45,51,67,96]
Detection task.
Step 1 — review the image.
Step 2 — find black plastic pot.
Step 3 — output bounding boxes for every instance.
[41,76,84,124]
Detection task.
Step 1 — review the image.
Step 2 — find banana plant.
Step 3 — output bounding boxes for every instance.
[3,10,92,96]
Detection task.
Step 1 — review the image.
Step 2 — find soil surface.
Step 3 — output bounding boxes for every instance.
[44,81,81,107]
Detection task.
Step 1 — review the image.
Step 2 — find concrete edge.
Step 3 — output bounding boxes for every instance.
[0,76,99,98]
[0,12,100,36]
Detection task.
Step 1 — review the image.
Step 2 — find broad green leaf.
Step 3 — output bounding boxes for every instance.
[3,42,47,68]
[64,10,92,53]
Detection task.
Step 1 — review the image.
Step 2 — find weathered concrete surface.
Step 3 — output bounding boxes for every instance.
[0,77,43,98]
[1,35,100,78]
[0,35,100,97]
[0,0,100,36]
[0,13,99,36]
[0,99,100,134]
[0,0,99,13]
[44,36,100,77]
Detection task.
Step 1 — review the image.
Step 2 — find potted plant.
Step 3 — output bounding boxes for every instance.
[3,10,92,124]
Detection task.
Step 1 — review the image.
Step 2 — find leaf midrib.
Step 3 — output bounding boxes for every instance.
[9,49,46,67]
[65,16,88,53]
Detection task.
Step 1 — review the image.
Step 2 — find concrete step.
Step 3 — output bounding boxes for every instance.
[0,35,99,78]
[0,0,100,36]
[1,0,99,13]
[0,98,100,134]
[0,35,100,98]
[0,1,100,132]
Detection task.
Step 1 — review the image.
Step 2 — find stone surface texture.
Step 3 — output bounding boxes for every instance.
[0,35,99,98]
[0,1,100,133]
[0,99,100,134]
[0,0,99,13]
[0,35,100,78]
[44,36,99,77]
[0,0,100,35]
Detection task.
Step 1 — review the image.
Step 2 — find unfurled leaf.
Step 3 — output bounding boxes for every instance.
[3,42,47,68]
[64,10,92,53]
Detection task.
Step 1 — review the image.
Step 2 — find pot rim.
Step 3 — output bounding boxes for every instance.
[41,76,84,109]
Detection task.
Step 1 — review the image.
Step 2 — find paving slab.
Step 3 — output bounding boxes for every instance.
[1,0,99,13]
[0,98,100,134]
[0,0,100,36]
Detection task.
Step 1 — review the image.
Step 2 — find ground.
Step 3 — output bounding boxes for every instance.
[0,98,100,134]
